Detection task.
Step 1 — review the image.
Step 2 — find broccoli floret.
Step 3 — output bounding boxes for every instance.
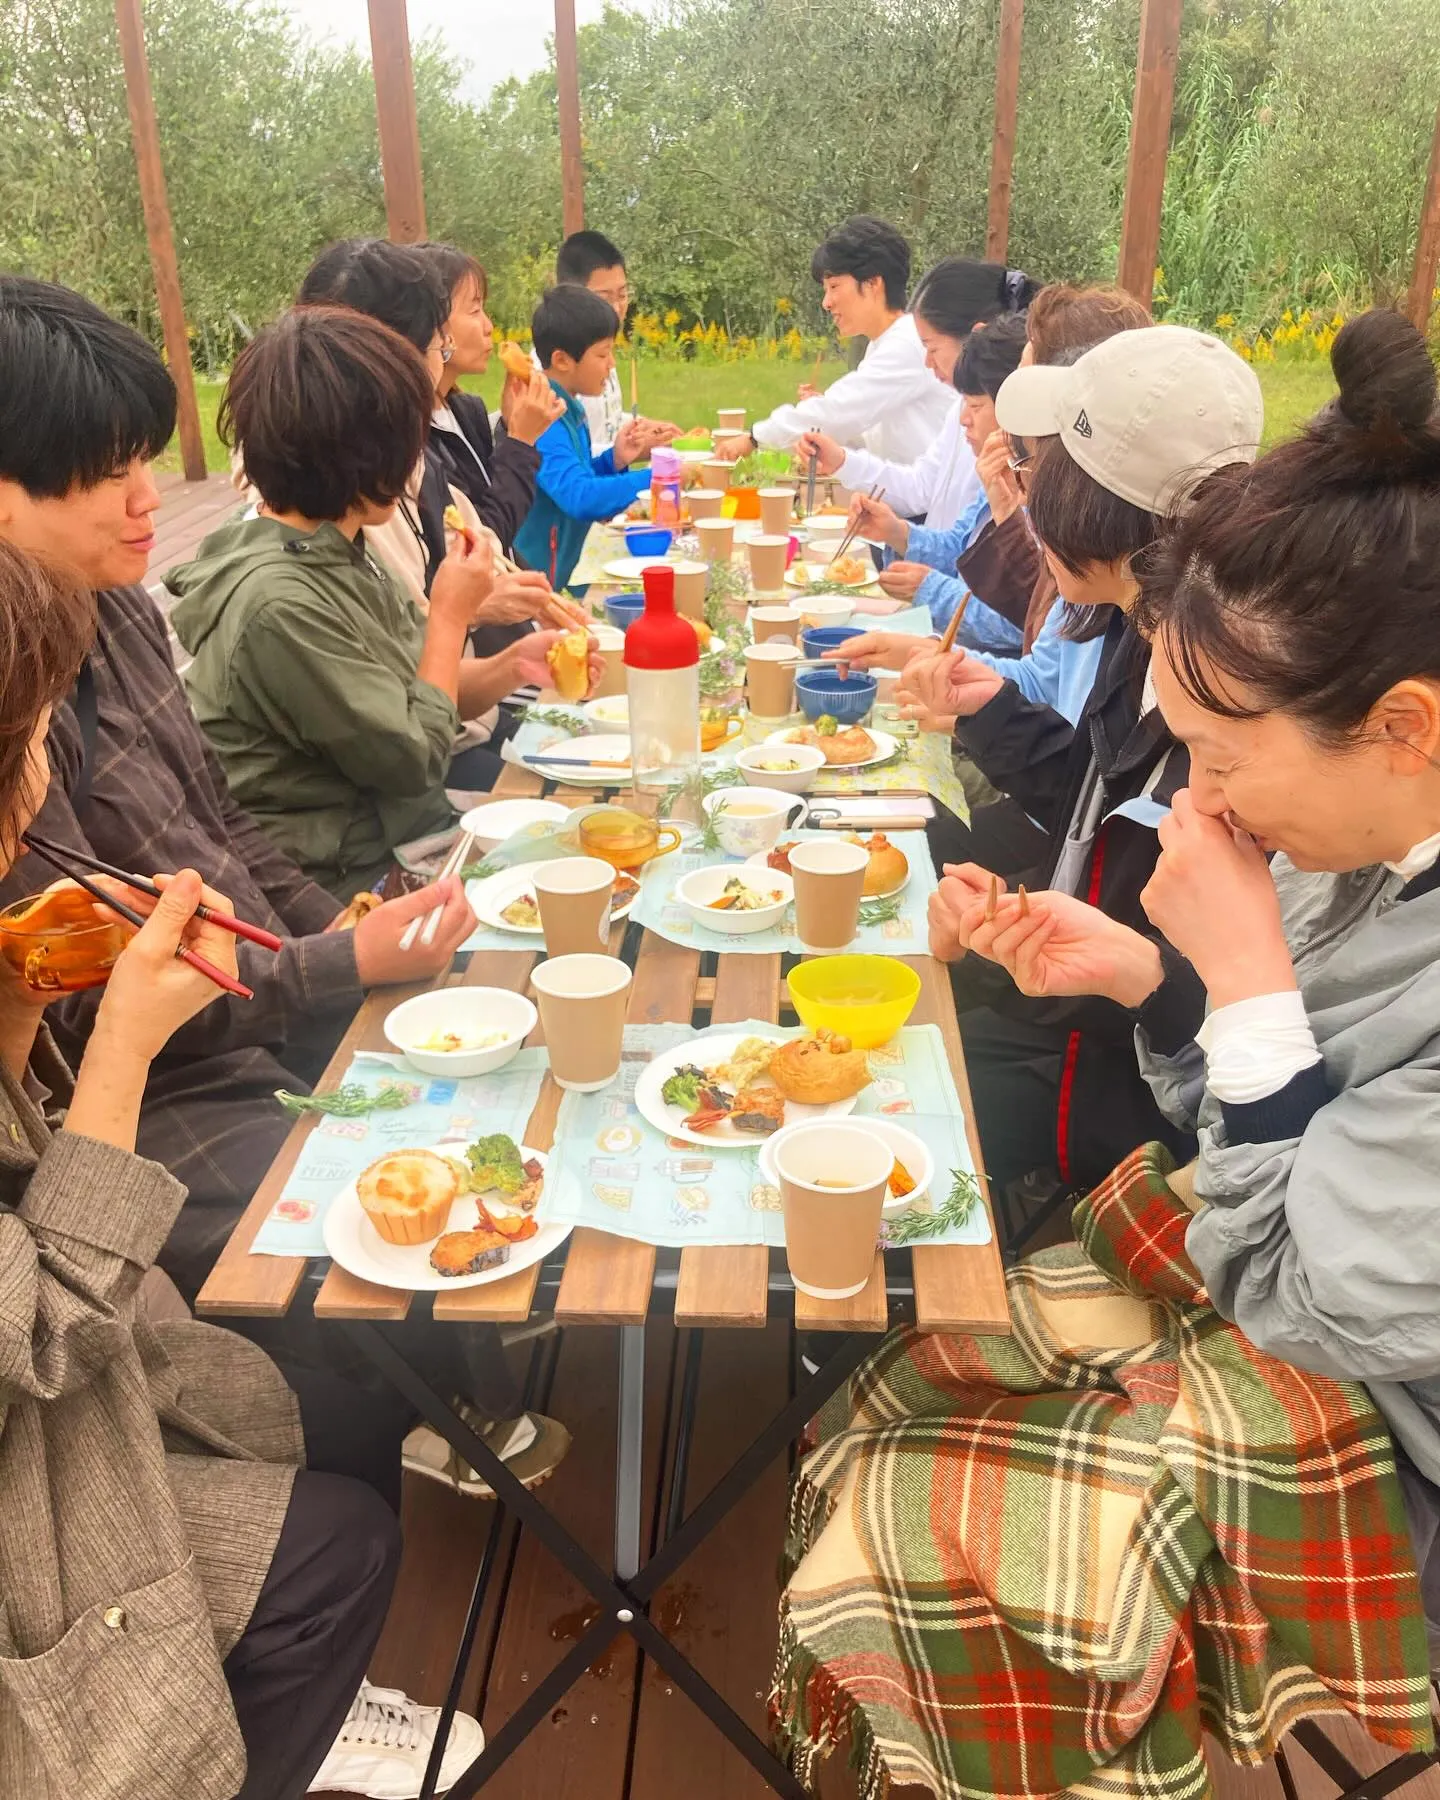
[815,713,839,736]
[661,1066,706,1111]
[465,1133,525,1194]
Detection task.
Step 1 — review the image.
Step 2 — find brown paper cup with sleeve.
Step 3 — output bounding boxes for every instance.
[530,954,632,1091]
[774,1121,891,1299]
[531,858,615,959]
[789,839,868,951]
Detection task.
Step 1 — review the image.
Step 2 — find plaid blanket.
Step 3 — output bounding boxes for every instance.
[773,1145,1434,1800]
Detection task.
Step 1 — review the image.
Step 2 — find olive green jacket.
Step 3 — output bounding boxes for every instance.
[169,516,459,898]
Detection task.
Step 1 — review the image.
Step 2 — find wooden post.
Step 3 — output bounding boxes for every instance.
[985,0,1025,264]
[367,0,427,243]
[1407,103,1440,335]
[1116,0,1183,305]
[113,0,206,482]
[555,0,585,236]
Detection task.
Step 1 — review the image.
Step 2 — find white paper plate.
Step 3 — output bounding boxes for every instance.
[604,556,675,581]
[467,865,638,936]
[745,838,909,897]
[785,562,876,590]
[526,732,633,785]
[800,513,852,534]
[758,1117,932,1214]
[634,1030,859,1149]
[323,1146,570,1292]
[763,726,900,771]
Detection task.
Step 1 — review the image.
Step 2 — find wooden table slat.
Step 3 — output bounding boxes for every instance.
[793,1251,889,1331]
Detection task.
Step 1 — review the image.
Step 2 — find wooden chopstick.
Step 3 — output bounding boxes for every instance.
[937,590,974,657]
[827,483,886,569]
[45,862,255,1000]
[400,829,476,952]
[22,832,283,953]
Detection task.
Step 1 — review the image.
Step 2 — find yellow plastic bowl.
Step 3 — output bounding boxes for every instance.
[786,955,921,1049]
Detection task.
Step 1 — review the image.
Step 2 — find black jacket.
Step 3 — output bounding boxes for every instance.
[953,611,1201,1185]
[429,393,541,557]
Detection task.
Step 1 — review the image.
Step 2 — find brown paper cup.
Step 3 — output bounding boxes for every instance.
[744,642,799,716]
[695,517,736,564]
[532,858,615,959]
[758,487,795,536]
[716,408,747,433]
[687,487,725,522]
[671,559,709,620]
[702,459,732,494]
[590,622,626,698]
[531,954,632,1091]
[789,839,868,951]
[749,605,802,646]
[774,1122,892,1299]
[747,534,790,596]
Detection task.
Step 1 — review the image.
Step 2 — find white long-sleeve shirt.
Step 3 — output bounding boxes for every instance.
[836,401,980,529]
[752,313,955,465]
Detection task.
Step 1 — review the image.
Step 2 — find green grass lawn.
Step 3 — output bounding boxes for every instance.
[160,354,1334,475]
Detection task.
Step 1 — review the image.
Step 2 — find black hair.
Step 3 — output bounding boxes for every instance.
[556,230,626,285]
[911,258,1039,338]
[954,312,1029,398]
[220,306,432,520]
[1135,310,1440,742]
[532,285,621,368]
[297,238,449,356]
[415,241,487,302]
[0,277,176,498]
[1026,441,1162,583]
[810,216,911,311]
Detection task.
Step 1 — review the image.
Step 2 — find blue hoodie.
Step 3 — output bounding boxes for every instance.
[513,380,648,589]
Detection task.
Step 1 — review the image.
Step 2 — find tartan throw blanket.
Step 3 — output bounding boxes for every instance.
[772,1144,1434,1800]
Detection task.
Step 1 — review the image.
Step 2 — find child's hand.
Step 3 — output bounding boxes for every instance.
[612,417,646,469]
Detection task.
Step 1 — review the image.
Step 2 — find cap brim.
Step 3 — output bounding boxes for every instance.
[994,363,1072,439]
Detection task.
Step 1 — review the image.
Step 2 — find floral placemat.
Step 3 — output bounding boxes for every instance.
[544,1021,988,1249]
[250,1049,550,1257]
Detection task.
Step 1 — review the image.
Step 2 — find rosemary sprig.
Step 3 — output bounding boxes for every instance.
[520,704,587,734]
[883,1168,982,1243]
[858,893,903,927]
[276,1084,412,1119]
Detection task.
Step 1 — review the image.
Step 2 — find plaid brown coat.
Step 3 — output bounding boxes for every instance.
[0,1036,302,1799]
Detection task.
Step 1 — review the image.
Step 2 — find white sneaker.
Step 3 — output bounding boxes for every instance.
[308,1682,485,1797]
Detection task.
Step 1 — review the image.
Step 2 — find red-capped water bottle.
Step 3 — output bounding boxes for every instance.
[624,564,700,796]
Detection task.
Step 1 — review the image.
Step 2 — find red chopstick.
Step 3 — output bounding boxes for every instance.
[42,863,254,1000]
[22,832,283,952]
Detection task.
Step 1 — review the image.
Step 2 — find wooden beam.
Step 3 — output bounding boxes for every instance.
[555,0,585,236]
[113,0,206,482]
[367,0,427,243]
[985,0,1025,265]
[1116,0,1182,306]
[1407,102,1440,335]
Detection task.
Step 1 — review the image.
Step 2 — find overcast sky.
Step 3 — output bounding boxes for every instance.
[276,0,659,98]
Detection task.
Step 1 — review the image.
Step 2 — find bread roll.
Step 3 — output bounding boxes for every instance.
[498,339,534,382]
[768,1030,871,1105]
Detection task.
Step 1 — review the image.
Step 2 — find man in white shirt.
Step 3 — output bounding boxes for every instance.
[726,216,955,466]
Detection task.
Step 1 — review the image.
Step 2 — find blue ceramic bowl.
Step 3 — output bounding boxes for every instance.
[605,591,645,631]
[794,667,878,725]
[801,624,866,662]
[624,526,674,558]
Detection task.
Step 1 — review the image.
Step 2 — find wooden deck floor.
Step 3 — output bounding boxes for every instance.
[149,470,238,598]
[362,1320,1440,1800]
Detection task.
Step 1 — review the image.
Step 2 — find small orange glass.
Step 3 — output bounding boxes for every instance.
[0,888,131,995]
[577,808,683,871]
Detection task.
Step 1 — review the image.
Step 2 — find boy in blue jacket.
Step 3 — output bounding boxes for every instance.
[514,286,675,590]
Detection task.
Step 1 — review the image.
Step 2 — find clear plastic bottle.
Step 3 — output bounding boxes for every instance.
[649,446,683,531]
[624,565,700,798]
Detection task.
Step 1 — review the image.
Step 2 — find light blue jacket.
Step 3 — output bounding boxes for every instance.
[969,599,1105,725]
[902,490,1022,656]
[513,381,648,589]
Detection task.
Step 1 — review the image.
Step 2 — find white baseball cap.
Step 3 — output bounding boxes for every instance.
[995,325,1263,513]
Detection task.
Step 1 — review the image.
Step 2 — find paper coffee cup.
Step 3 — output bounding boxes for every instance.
[531,858,615,959]
[774,1122,891,1299]
[687,487,725,522]
[701,459,732,494]
[717,408,747,433]
[744,642,799,716]
[590,622,626,697]
[747,534,789,596]
[789,839,868,951]
[671,559,709,620]
[749,605,801,646]
[531,953,632,1091]
[695,517,736,566]
[758,487,795,536]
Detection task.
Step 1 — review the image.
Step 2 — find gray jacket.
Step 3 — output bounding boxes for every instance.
[1141,859,1440,1490]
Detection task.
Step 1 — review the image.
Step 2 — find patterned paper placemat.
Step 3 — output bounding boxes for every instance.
[250,1049,550,1257]
[544,1021,988,1249]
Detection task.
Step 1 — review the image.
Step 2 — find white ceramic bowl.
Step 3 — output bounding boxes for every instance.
[460,798,570,856]
[759,1116,933,1215]
[675,864,794,936]
[734,742,826,794]
[383,986,538,1078]
[796,596,854,629]
[583,694,630,729]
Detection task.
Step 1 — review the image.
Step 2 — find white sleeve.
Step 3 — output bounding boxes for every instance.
[837,422,949,519]
[753,338,915,451]
[1194,991,1322,1103]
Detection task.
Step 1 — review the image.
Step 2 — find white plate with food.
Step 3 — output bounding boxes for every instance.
[524,732,633,785]
[323,1139,571,1292]
[604,556,675,582]
[634,1029,867,1148]
[747,829,909,898]
[759,1116,932,1215]
[764,725,899,771]
[785,555,875,590]
[468,865,639,936]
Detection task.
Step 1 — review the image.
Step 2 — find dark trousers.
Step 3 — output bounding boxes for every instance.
[225,1366,413,1800]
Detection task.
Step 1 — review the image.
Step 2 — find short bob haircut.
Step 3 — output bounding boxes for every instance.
[954,313,1029,399]
[911,258,1039,339]
[1024,438,1161,583]
[220,307,433,521]
[0,277,176,498]
[532,285,621,368]
[0,542,96,861]
[556,230,626,284]
[1027,284,1151,366]
[297,238,449,356]
[416,241,488,303]
[811,216,911,311]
